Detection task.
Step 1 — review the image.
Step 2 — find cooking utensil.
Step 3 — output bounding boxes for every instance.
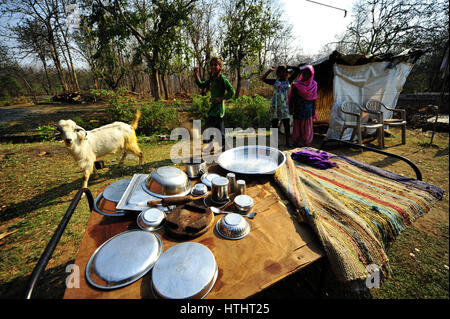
[215,213,251,240]
[85,230,163,290]
[217,145,286,174]
[226,172,236,194]
[233,194,254,213]
[165,203,214,238]
[236,179,246,195]
[93,178,131,217]
[210,207,257,219]
[137,208,166,231]
[114,174,165,213]
[144,166,192,198]
[200,173,222,188]
[211,176,229,203]
[185,159,207,179]
[191,183,208,196]
[151,242,218,299]
[147,193,207,206]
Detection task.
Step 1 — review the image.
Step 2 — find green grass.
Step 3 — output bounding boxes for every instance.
[0,139,178,298]
[0,101,448,299]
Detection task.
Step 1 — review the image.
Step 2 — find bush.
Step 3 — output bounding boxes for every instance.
[188,94,210,126]
[139,101,178,136]
[91,88,178,136]
[35,125,56,141]
[224,94,270,129]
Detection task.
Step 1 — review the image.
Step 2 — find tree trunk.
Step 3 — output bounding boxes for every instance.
[150,68,160,100]
[41,56,53,95]
[48,31,69,92]
[161,74,169,100]
[235,67,242,98]
[60,43,74,91]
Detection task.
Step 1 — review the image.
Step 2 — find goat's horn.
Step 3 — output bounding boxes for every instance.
[75,125,86,131]
[52,126,62,136]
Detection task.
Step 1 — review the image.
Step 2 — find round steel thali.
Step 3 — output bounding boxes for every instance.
[217,146,286,174]
[86,230,163,290]
[93,178,131,217]
[151,242,218,299]
[102,178,132,202]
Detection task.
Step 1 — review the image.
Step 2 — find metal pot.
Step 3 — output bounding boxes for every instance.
[234,195,254,213]
[144,166,191,198]
[185,160,207,179]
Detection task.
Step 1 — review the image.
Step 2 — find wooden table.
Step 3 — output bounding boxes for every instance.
[64,165,324,299]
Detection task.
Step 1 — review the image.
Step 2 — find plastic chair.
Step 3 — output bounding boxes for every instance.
[365,99,407,144]
[339,101,385,149]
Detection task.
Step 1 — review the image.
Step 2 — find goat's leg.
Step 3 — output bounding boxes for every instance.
[82,168,91,189]
[127,144,144,168]
[92,166,99,179]
[118,150,127,167]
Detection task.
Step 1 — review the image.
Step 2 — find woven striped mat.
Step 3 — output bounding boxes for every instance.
[274,148,445,283]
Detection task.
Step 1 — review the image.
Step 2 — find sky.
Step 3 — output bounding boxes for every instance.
[279,0,356,56]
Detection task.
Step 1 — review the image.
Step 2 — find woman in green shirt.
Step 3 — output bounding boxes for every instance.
[193,57,235,147]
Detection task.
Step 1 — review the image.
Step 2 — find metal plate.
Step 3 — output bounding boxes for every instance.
[93,192,127,217]
[86,230,163,290]
[151,242,218,299]
[200,173,222,188]
[102,178,132,203]
[116,174,161,212]
[217,146,286,174]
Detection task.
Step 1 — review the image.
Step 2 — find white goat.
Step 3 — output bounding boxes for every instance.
[55,110,143,188]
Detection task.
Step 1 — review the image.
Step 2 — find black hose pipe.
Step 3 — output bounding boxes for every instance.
[320,138,422,181]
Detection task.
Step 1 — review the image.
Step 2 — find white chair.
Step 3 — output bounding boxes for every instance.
[365,99,407,144]
[339,101,385,149]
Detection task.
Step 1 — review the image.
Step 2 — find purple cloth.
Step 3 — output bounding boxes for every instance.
[291,150,338,170]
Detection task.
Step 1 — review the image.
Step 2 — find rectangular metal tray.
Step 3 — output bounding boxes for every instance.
[116,173,167,212]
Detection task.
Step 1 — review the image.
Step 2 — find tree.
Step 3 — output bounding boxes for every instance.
[220,0,277,97]
[338,0,446,55]
[93,0,197,100]
[0,0,83,93]
[186,0,217,93]
[336,0,449,92]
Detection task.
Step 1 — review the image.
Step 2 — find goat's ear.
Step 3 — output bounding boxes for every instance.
[75,125,85,132]
[75,126,87,140]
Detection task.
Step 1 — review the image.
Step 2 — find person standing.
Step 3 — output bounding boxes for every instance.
[288,65,318,147]
[260,65,300,147]
[193,57,235,149]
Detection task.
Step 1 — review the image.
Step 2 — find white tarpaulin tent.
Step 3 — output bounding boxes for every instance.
[304,49,424,141]
[326,60,414,140]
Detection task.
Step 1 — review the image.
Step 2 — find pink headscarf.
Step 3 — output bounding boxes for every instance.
[289,65,318,102]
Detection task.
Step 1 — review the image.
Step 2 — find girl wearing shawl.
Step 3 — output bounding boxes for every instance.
[288,65,318,146]
[260,65,300,146]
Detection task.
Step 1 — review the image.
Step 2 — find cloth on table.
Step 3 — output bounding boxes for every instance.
[274,148,444,283]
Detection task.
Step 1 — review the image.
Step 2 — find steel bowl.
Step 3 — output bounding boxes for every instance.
[191,183,208,196]
[137,208,166,231]
[144,166,192,198]
[233,194,254,213]
[215,213,250,240]
[217,145,286,174]
[185,159,207,179]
